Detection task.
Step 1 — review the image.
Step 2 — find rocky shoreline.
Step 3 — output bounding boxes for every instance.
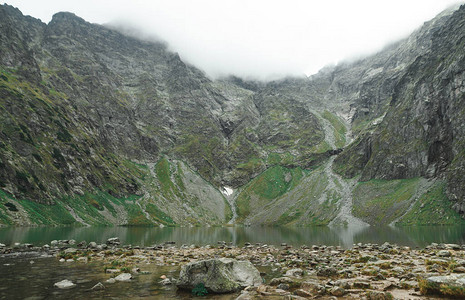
[2,239,465,299]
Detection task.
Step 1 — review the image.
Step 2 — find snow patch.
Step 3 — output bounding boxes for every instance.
[222,187,234,196]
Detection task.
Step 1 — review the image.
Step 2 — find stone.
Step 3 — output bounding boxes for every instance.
[106,278,116,284]
[366,291,393,300]
[114,273,132,282]
[330,286,346,297]
[277,283,289,290]
[285,268,304,277]
[160,278,171,285]
[105,269,120,274]
[294,289,313,297]
[54,279,76,289]
[91,282,105,290]
[88,242,98,249]
[107,237,120,245]
[317,267,338,277]
[301,280,326,295]
[176,258,262,293]
[437,250,452,257]
[269,277,294,286]
[64,248,77,254]
[353,281,371,289]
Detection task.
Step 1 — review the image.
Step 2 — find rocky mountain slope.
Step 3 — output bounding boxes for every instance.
[0,4,464,226]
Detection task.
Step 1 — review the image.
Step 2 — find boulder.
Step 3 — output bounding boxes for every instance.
[176,258,262,293]
[54,279,76,289]
[420,274,465,297]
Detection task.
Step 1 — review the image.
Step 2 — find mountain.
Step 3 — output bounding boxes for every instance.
[0,4,464,226]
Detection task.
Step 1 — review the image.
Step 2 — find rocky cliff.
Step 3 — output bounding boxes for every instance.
[0,4,464,226]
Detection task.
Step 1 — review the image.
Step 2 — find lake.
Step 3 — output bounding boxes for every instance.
[1,225,465,248]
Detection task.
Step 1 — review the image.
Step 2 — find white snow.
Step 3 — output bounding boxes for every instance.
[222,187,234,196]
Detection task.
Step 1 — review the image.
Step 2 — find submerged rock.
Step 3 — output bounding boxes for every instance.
[54,279,76,289]
[177,258,262,293]
[114,273,132,282]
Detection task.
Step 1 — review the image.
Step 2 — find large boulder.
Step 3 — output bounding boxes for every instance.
[176,258,262,293]
[420,274,465,297]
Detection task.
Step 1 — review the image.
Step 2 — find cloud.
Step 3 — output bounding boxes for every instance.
[5,0,464,80]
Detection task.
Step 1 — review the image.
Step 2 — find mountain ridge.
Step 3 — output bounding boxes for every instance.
[0,3,464,226]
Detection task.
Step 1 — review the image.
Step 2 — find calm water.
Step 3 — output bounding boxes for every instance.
[1,225,465,299]
[1,225,465,248]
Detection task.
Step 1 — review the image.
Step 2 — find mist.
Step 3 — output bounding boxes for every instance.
[5,0,464,80]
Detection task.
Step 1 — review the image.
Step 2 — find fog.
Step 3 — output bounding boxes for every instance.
[4,0,463,80]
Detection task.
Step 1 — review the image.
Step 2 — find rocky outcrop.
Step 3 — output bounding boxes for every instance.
[176,258,262,293]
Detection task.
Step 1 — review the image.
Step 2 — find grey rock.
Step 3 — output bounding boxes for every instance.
[285,268,303,277]
[91,282,105,290]
[176,258,262,293]
[54,279,76,289]
[114,273,132,282]
[437,250,452,257]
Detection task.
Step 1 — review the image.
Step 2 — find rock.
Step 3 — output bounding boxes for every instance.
[107,237,120,245]
[0,243,5,248]
[64,248,77,254]
[75,256,86,263]
[317,267,338,277]
[330,286,346,297]
[105,269,120,274]
[285,268,304,277]
[366,291,393,300]
[301,280,326,295]
[91,282,105,290]
[54,279,76,289]
[277,283,289,290]
[437,250,452,257]
[51,240,58,246]
[420,274,465,297]
[77,241,87,248]
[269,277,294,286]
[88,242,97,249]
[160,278,172,285]
[353,281,371,289]
[176,258,262,293]
[294,289,313,297]
[114,273,132,282]
[59,258,65,262]
[106,278,116,284]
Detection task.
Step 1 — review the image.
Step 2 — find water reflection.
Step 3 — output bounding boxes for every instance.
[1,225,465,248]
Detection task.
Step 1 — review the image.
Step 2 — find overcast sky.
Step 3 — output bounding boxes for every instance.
[4,0,463,80]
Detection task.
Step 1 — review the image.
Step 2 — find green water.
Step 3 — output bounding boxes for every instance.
[1,225,465,248]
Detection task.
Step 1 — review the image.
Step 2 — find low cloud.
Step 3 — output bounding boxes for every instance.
[6,0,464,80]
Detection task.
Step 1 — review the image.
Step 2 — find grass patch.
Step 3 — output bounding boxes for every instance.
[352,178,419,225]
[397,181,465,225]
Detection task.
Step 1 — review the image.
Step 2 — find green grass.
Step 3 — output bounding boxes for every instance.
[397,181,465,225]
[353,178,420,225]
[235,166,304,222]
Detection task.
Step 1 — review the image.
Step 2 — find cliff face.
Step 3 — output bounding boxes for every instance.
[0,4,464,226]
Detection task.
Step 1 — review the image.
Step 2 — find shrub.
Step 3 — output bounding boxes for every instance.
[192,283,208,297]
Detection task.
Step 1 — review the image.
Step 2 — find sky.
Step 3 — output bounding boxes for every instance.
[4,0,464,80]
